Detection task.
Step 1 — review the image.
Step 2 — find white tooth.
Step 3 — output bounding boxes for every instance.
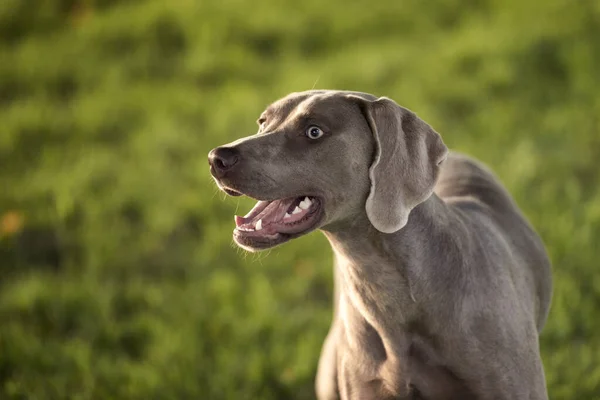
[255,219,263,230]
[299,198,311,210]
[292,206,302,214]
[284,212,291,219]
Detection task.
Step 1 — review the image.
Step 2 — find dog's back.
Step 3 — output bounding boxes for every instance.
[435,152,553,331]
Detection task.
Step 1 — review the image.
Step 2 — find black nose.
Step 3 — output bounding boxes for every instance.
[208,147,240,177]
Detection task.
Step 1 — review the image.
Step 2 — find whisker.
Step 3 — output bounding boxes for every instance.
[311,75,321,90]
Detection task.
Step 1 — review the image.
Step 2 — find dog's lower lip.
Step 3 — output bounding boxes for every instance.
[223,188,242,196]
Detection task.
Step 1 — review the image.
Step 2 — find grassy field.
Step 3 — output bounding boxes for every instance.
[1,0,599,398]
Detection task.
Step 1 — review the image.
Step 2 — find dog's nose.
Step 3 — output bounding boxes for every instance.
[208,146,240,177]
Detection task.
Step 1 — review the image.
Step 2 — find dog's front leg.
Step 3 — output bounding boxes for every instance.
[315,321,341,400]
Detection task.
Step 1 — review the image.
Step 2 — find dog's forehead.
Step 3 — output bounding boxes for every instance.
[265,91,357,121]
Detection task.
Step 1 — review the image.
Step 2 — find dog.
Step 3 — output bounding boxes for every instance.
[208,90,552,400]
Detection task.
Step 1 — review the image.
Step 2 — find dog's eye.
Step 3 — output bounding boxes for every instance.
[306,126,324,140]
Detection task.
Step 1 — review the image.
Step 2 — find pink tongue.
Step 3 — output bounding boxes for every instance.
[235,200,268,227]
[235,198,296,227]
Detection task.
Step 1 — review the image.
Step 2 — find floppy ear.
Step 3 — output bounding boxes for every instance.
[351,96,448,233]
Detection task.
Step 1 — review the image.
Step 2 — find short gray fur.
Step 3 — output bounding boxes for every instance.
[209,90,553,400]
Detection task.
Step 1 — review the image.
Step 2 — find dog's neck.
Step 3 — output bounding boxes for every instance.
[321,194,460,361]
[322,193,455,282]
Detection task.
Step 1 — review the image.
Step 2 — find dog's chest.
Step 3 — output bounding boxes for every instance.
[335,256,472,399]
[337,303,416,399]
[337,284,415,398]
[337,314,472,400]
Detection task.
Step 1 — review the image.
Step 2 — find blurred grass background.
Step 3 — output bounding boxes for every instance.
[0,0,599,399]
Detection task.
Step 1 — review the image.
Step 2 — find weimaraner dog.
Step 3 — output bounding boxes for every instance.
[208,90,552,400]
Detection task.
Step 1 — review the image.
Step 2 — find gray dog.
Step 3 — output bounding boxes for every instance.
[208,90,552,400]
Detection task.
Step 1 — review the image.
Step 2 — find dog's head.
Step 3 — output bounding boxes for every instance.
[209,90,447,251]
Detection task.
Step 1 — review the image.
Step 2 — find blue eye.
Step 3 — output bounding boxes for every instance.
[306,126,324,139]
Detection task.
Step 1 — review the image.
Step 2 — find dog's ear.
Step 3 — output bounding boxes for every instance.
[349,96,448,233]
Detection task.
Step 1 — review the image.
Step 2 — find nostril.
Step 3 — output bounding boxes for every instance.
[209,147,240,172]
[215,158,227,170]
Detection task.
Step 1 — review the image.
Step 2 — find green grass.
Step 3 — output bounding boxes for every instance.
[0,0,599,398]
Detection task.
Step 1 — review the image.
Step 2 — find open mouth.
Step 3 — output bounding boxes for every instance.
[233,195,323,250]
